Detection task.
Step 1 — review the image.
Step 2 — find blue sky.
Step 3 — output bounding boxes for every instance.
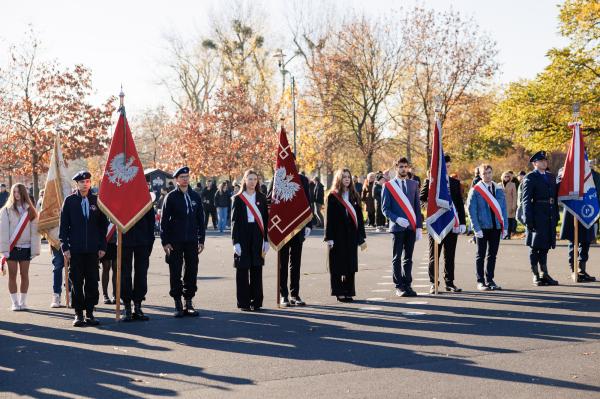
[0,1,568,115]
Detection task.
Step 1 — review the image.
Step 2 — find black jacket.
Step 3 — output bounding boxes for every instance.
[231,191,269,268]
[201,186,217,207]
[59,191,108,254]
[122,208,155,248]
[160,187,205,245]
[314,182,325,204]
[214,190,232,208]
[420,177,466,225]
[522,170,559,249]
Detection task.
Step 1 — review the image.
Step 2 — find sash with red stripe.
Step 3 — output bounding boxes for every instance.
[239,192,265,238]
[331,191,358,229]
[384,180,416,230]
[1,210,31,266]
[106,223,116,242]
[473,181,505,231]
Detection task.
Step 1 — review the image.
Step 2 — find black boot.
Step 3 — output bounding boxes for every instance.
[532,273,545,286]
[173,298,184,318]
[540,264,559,286]
[123,302,133,322]
[73,310,85,327]
[184,299,199,317]
[85,309,100,326]
[133,301,149,321]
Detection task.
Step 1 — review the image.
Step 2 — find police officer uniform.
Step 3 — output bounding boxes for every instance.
[160,166,205,317]
[59,171,108,327]
[521,151,560,286]
[121,207,156,321]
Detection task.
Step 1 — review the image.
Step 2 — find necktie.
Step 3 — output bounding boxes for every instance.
[488,185,497,229]
[402,180,407,195]
[81,197,89,220]
[184,192,192,214]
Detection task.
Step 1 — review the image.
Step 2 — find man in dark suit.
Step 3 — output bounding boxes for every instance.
[420,155,466,293]
[382,157,423,297]
[522,151,560,286]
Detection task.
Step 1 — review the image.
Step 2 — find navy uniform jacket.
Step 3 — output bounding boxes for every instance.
[160,187,205,246]
[59,191,108,254]
[522,170,560,249]
[122,208,156,248]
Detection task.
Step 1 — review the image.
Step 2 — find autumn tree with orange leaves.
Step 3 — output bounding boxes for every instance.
[0,32,114,199]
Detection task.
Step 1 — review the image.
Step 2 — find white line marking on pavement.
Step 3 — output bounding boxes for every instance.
[366,297,385,301]
[402,311,426,316]
[377,282,395,285]
[412,285,430,288]
[371,289,390,292]
[360,307,383,311]
[406,301,428,305]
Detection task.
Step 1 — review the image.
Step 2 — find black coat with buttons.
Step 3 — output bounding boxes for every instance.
[59,191,108,254]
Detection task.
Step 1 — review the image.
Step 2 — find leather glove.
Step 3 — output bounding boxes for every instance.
[304,227,311,238]
[474,230,484,239]
[396,217,409,228]
[233,244,241,256]
[416,229,422,241]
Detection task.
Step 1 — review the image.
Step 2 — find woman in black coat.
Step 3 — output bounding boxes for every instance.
[231,169,269,311]
[324,168,367,302]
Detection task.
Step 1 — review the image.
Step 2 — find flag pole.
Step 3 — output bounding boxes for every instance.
[114,88,126,321]
[573,219,579,282]
[433,97,441,296]
[64,257,70,308]
[277,250,281,308]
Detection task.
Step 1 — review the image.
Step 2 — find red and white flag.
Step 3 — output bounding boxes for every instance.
[558,122,585,201]
[98,110,152,232]
[267,126,312,250]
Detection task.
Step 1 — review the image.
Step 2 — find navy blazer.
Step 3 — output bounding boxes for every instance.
[382,178,423,233]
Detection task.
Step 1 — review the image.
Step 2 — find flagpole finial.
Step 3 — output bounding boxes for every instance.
[119,86,125,108]
[434,95,442,116]
[572,102,580,120]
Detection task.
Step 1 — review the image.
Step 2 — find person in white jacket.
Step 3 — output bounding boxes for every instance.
[0,183,41,310]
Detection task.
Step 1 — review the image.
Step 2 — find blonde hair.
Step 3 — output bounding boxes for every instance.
[3,183,37,220]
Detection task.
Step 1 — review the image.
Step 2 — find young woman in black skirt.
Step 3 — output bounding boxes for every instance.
[324,168,367,302]
[101,226,117,304]
[231,169,269,311]
[0,183,41,311]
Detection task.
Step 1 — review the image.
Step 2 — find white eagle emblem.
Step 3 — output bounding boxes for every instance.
[105,153,139,187]
[272,167,300,204]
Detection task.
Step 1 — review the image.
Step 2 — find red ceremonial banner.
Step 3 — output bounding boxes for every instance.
[98,112,153,232]
[267,127,312,250]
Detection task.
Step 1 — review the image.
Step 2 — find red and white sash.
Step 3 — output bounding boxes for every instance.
[331,191,358,229]
[106,223,116,242]
[1,210,31,266]
[473,181,505,231]
[384,180,416,230]
[239,192,265,238]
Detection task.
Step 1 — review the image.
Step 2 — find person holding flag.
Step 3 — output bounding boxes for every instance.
[382,157,423,297]
[557,116,600,283]
[324,168,366,302]
[522,151,560,286]
[467,164,508,291]
[60,171,108,326]
[160,166,205,317]
[232,169,269,311]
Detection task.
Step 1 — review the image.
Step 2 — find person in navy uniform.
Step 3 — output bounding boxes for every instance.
[521,151,560,286]
[121,207,156,321]
[160,166,205,317]
[59,171,108,327]
[420,155,466,293]
[382,157,423,297]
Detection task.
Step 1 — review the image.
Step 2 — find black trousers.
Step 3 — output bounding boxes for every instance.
[475,229,501,283]
[529,247,549,275]
[428,233,458,284]
[279,237,303,298]
[375,200,386,227]
[568,241,591,271]
[204,205,217,229]
[167,242,198,299]
[330,272,355,297]
[69,253,99,312]
[236,267,263,308]
[392,230,416,290]
[121,246,150,303]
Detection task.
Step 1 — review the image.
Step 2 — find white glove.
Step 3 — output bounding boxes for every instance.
[2,252,9,259]
[262,241,270,254]
[396,217,409,228]
[474,230,483,239]
[304,227,311,238]
[452,226,460,234]
[502,230,508,239]
[233,244,241,256]
[459,225,466,234]
[415,229,422,241]
[327,240,334,248]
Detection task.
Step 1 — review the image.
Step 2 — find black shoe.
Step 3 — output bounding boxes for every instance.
[250,305,262,311]
[173,298,184,318]
[123,303,133,322]
[542,274,559,286]
[487,280,502,290]
[406,289,418,297]
[580,272,596,282]
[344,296,354,302]
[103,294,111,305]
[532,275,546,286]
[133,302,149,321]
[280,297,291,307]
[85,311,100,326]
[73,312,85,327]
[290,296,306,306]
[337,296,348,302]
[184,299,199,317]
[445,283,462,292]
[240,306,251,311]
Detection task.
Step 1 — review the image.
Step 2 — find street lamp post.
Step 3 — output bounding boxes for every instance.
[273,49,298,156]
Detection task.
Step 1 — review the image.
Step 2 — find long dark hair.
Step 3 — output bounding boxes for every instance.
[237,169,260,195]
[331,168,360,203]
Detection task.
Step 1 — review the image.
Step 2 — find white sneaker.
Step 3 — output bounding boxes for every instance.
[11,303,20,311]
[50,293,61,308]
[18,293,28,310]
[10,293,20,311]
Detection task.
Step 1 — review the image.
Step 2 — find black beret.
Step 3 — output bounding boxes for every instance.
[529,151,547,163]
[72,170,91,181]
[173,166,190,178]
